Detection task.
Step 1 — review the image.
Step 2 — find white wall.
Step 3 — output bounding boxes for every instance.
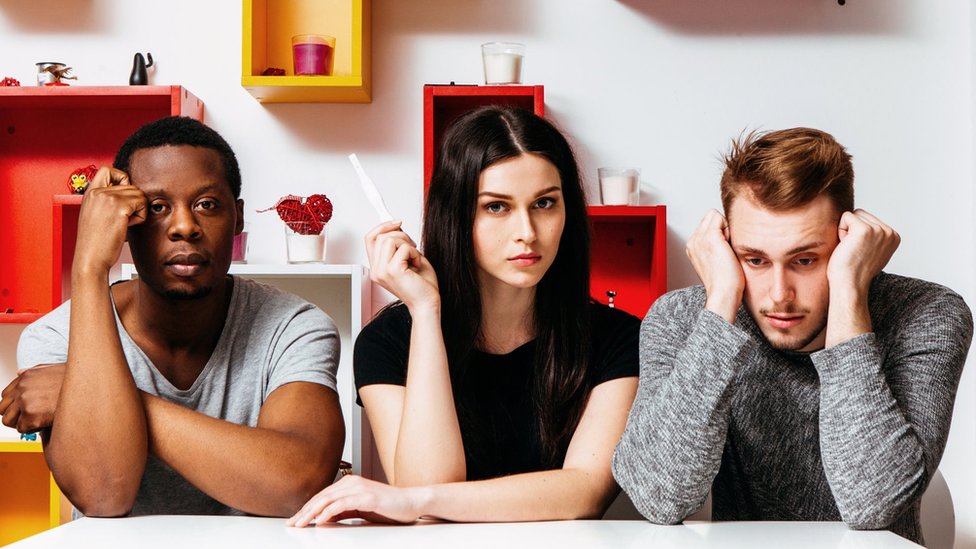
[1,0,973,546]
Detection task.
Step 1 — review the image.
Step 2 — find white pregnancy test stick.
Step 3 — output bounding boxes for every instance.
[348,153,395,223]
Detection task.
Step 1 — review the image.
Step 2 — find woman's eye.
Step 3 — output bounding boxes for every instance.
[485,202,507,214]
[535,197,556,209]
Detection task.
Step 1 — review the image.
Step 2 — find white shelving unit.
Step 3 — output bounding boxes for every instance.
[120,263,375,475]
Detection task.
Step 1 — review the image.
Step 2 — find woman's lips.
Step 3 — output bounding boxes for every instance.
[508,253,541,266]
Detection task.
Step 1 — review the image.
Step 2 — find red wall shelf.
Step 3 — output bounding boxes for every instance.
[0,86,203,323]
[588,205,667,318]
[423,84,545,195]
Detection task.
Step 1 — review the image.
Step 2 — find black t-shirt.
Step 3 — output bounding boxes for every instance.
[354,302,639,480]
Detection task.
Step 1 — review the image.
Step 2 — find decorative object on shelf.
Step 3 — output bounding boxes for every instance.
[19,432,37,442]
[481,42,525,85]
[232,222,249,263]
[598,167,640,206]
[261,67,286,76]
[36,62,75,86]
[128,52,154,85]
[259,194,334,263]
[67,164,98,194]
[0,76,20,87]
[606,290,617,309]
[283,222,328,263]
[292,34,336,76]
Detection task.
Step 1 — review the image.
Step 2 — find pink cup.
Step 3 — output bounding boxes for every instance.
[292,34,336,76]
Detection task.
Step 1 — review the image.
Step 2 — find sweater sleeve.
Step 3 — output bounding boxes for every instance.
[611,289,757,524]
[811,287,973,530]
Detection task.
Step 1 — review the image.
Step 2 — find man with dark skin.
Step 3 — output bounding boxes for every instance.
[1,117,344,517]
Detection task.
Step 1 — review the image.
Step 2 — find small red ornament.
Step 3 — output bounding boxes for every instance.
[67,164,98,194]
[259,194,333,235]
[262,67,286,76]
[0,77,20,87]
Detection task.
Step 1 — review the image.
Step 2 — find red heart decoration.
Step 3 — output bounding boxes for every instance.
[259,194,333,235]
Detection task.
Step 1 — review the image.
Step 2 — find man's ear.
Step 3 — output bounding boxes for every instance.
[235,199,245,235]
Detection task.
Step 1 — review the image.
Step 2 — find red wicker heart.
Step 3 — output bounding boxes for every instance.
[259,194,333,235]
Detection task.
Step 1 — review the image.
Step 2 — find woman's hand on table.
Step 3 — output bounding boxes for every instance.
[287,475,430,526]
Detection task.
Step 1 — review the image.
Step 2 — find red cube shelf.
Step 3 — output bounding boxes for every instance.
[423,84,544,196]
[588,205,667,319]
[0,86,203,323]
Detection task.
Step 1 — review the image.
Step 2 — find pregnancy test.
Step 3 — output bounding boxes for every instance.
[348,153,394,222]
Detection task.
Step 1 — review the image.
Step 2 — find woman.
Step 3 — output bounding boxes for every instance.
[288,106,639,525]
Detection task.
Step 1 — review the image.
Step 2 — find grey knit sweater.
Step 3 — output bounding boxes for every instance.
[612,272,972,545]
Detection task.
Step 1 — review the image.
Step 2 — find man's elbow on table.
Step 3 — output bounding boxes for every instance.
[64,481,138,518]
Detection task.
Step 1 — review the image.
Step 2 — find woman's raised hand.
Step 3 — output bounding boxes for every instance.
[365,221,441,311]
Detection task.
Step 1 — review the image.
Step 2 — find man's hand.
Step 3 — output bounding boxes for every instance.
[827,209,900,294]
[825,209,900,347]
[73,166,147,276]
[687,209,745,324]
[0,364,65,433]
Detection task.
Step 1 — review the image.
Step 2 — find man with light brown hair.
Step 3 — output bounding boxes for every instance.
[612,127,972,544]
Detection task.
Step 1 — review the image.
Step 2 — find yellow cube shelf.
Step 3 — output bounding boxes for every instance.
[0,441,62,546]
[242,0,371,103]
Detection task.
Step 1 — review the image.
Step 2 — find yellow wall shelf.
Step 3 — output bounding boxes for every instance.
[0,440,63,546]
[242,0,371,103]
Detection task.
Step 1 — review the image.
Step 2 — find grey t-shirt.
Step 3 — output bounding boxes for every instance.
[17,277,340,516]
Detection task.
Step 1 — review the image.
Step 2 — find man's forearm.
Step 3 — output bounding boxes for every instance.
[824,286,873,348]
[613,308,753,524]
[813,335,926,529]
[47,275,147,516]
[141,388,343,516]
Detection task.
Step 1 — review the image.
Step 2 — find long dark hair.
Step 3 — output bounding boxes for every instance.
[422,106,592,467]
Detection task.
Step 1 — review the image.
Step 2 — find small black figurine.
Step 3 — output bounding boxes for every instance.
[129,52,154,85]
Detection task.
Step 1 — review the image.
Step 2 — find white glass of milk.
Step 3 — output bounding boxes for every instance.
[285,223,328,263]
[481,42,525,85]
[598,168,640,206]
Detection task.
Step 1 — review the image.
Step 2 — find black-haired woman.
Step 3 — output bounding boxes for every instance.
[289,106,639,525]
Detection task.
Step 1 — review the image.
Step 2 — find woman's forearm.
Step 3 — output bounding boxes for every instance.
[392,305,466,485]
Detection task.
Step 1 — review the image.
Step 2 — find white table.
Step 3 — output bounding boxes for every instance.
[6,516,922,548]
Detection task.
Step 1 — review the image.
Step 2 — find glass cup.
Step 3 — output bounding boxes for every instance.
[292,34,336,76]
[232,222,249,263]
[285,222,327,263]
[481,42,525,85]
[598,168,640,206]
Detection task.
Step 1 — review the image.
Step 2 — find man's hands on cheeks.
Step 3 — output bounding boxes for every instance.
[365,222,440,313]
[825,209,900,347]
[687,209,745,324]
[0,364,65,433]
[287,475,429,526]
[73,166,147,276]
